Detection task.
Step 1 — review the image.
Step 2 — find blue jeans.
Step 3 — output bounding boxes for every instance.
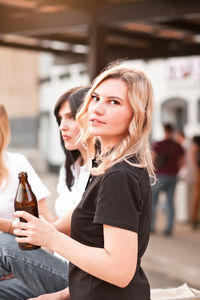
[151,174,177,234]
[0,232,68,299]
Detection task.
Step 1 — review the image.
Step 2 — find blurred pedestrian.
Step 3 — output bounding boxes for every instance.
[174,129,191,223]
[175,129,189,180]
[189,135,200,229]
[175,129,189,150]
[12,65,154,300]
[151,123,184,236]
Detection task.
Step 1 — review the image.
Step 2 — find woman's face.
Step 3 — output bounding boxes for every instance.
[59,101,81,151]
[88,78,133,149]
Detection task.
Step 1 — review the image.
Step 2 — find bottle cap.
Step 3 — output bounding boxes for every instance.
[18,172,28,178]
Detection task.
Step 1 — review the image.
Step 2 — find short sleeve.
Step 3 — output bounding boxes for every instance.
[94,170,142,232]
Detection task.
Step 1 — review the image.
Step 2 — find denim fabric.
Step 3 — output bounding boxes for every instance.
[151,174,177,234]
[0,278,35,300]
[0,232,68,298]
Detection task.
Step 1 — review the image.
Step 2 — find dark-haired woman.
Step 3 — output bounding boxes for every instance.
[54,87,90,217]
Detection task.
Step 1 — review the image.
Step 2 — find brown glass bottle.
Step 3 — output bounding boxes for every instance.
[14,171,40,251]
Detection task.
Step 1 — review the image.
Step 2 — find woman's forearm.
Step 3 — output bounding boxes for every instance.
[0,218,13,234]
[54,209,73,235]
[28,287,70,300]
[38,198,57,223]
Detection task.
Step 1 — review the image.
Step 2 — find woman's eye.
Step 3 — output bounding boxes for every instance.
[69,114,75,120]
[64,114,74,120]
[110,100,120,105]
[91,95,99,102]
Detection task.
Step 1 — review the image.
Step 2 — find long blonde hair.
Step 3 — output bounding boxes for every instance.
[0,104,10,185]
[77,65,155,179]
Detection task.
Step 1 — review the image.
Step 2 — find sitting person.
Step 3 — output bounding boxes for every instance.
[0,86,90,299]
[12,65,154,300]
[0,103,53,235]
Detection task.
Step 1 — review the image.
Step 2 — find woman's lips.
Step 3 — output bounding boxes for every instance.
[90,118,105,125]
[62,135,71,141]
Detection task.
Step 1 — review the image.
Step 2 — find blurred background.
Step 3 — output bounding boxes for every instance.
[0,0,200,292]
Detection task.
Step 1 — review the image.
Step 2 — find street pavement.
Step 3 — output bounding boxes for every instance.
[143,219,200,290]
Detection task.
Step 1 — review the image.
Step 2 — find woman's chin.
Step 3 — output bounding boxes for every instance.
[88,127,102,137]
[64,142,77,151]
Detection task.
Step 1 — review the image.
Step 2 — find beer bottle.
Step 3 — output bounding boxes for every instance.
[14,171,40,251]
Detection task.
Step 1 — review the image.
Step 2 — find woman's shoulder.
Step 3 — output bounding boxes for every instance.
[105,157,148,181]
[6,151,28,164]
[6,152,37,175]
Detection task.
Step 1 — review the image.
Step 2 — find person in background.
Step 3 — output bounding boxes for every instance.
[174,129,191,223]
[175,129,189,150]
[151,123,184,236]
[12,65,154,300]
[175,129,189,180]
[0,103,53,235]
[189,135,200,229]
[0,87,90,299]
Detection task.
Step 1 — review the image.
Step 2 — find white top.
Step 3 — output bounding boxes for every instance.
[54,159,90,261]
[0,152,50,220]
[55,160,90,218]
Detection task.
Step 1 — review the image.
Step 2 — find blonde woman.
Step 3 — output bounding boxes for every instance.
[12,65,154,300]
[0,104,53,234]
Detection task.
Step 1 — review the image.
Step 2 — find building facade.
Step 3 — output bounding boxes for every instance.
[0,47,39,147]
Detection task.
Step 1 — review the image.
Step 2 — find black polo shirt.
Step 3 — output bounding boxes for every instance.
[69,158,152,300]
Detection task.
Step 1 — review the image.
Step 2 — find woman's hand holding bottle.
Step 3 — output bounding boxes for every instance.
[12,212,58,250]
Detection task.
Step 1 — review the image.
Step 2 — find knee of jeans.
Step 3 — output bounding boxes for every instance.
[0,233,17,254]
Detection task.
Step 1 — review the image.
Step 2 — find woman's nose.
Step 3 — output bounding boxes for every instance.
[93,100,104,115]
[59,118,69,131]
